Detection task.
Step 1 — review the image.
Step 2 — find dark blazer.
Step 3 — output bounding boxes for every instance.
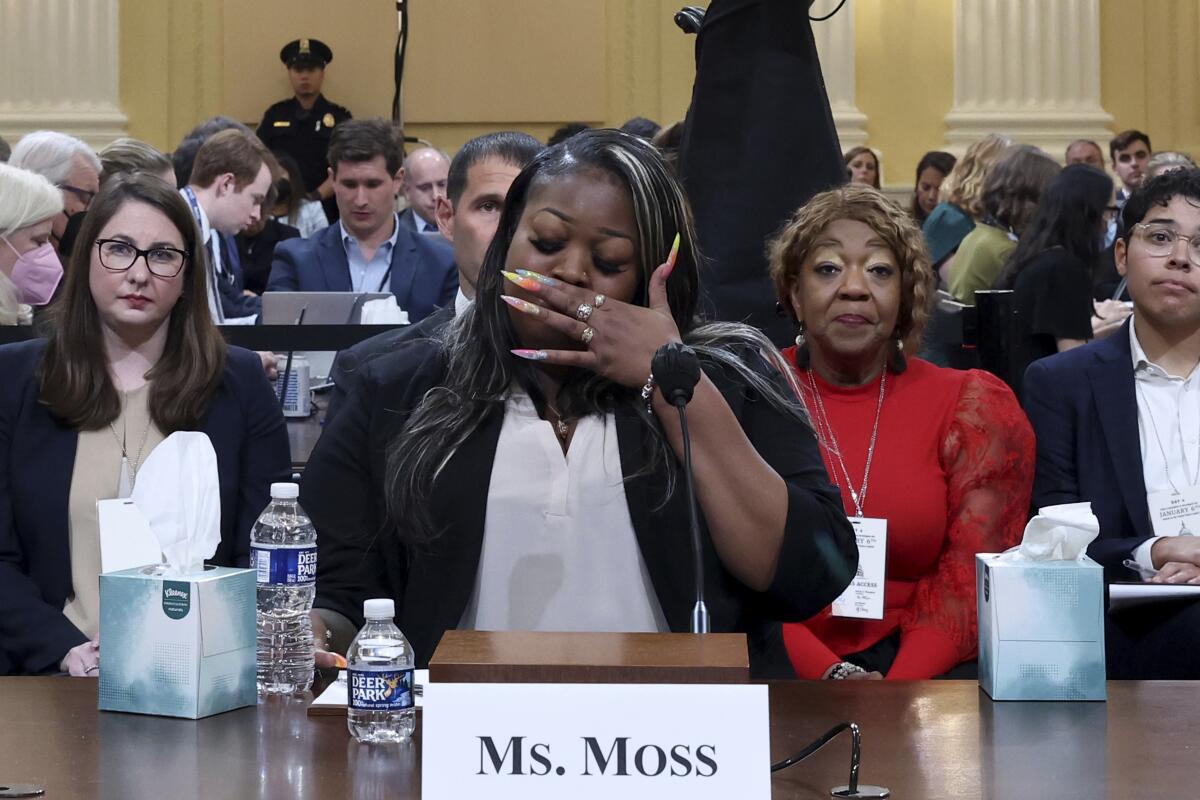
[1024,321,1149,582]
[301,339,858,678]
[0,341,292,675]
[324,305,455,425]
[266,222,457,324]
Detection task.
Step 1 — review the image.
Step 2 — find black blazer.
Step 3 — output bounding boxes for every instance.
[0,341,292,675]
[266,222,457,324]
[1024,321,1150,582]
[301,339,858,677]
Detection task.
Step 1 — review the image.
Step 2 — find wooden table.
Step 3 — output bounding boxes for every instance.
[0,679,1193,799]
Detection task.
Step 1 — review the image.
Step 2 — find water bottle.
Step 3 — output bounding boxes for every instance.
[252,482,317,695]
[347,598,415,743]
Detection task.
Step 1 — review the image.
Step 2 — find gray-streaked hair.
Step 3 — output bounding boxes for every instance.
[384,129,807,544]
[9,131,100,186]
[99,138,173,186]
[1146,151,1197,181]
[0,162,64,238]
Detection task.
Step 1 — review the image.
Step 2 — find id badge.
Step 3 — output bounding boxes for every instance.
[1147,486,1200,538]
[831,517,887,620]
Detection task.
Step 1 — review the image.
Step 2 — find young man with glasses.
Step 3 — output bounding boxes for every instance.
[1025,168,1200,679]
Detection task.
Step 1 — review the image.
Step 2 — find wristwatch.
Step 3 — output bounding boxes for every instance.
[826,661,867,680]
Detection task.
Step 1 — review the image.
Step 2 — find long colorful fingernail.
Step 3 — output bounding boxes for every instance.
[501,270,543,292]
[332,653,347,670]
[515,268,561,287]
[511,349,548,361]
[501,295,541,315]
[667,233,681,269]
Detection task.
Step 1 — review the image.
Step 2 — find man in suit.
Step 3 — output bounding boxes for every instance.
[397,147,450,235]
[1025,168,1200,679]
[267,119,456,323]
[323,131,543,425]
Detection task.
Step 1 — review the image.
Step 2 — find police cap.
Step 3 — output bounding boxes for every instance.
[280,38,333,69]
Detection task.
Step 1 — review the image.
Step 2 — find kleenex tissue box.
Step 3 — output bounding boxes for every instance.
[99,565,256,719]
[976,553,1106,701]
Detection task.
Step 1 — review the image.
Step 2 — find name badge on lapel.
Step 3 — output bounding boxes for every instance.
[1147,486,1200,538]
[831,517,887,620]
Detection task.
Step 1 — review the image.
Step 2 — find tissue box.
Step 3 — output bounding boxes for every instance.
[976,554,1106,701]
[99,565,256,719]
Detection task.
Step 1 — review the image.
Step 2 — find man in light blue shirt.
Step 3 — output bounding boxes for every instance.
[342,211,400,293]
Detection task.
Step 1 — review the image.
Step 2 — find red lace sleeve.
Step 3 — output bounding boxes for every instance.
[888,370,1034,679]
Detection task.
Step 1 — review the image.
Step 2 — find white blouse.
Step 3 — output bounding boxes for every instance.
[458,390,669,633]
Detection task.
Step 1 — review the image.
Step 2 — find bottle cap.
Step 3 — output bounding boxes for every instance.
[363,598,395,619]
[270,482,299,500]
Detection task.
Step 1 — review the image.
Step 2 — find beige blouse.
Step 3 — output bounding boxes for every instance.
[63,384,165,639]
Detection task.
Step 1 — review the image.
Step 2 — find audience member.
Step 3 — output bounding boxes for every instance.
[98,138,174,186]
[995,165,1128,387]
[9,131,101,254]
[301,129,858,678]
[651,120,684,171]
[397,147,450,235]
[0,164,64,325]
[844,146,880,188]
[0,135,10,163]
[237,212,300,297]
[922,133,1012,277]
[947,145,1060,304]
[172,116,253,188]
[183,129,274,323]
[910,151,956,226]
[1104,129,1152,248]
[1065,139,1105,168]
[1024,168,1200,679]
[1145,150,1196,180]
[267,119,456,322]
[325,131,542,424]
[620,116,662,140]
[769,185,1033,679]
[269,151,328,237]
[0,174,289,676]
[547,122,590,146]
[257,38,352,222]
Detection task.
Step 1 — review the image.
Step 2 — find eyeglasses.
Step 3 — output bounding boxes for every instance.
[59,184,97,208]
[95,239,189,278]
[1132,223,1200,267]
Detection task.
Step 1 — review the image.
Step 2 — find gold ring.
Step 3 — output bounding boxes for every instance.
[581,326,595,344]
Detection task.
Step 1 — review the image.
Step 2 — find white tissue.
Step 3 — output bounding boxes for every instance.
[997,502,1100,562]
[130,431,222,575]
[360,297,409,325]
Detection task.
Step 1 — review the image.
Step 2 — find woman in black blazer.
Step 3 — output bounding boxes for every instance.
[0,174,290,676]
[302,130,858,677]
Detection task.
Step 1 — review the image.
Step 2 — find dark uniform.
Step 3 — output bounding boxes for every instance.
[256,38,351,222]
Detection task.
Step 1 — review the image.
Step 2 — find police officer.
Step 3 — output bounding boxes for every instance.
[257,38,351,222]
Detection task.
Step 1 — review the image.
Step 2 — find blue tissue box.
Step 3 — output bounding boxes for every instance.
[976,553,1106,701]
[98,565,256,719]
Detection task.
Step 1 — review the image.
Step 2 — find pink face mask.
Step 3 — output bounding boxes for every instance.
[2,238,63,306]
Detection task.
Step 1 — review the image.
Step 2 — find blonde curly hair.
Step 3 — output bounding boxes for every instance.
[767,184,934,356]
[939,133,1013,219]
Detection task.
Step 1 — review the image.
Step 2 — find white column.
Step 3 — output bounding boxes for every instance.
[0,0,127,149]
[943,0,1111,160]
[812,1,868,153]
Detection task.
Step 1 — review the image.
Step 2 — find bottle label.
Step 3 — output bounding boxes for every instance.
[251,546,317,586]
[349,667,415,711]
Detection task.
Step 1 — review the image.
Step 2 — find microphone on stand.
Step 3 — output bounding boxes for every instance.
[651,342,708,634]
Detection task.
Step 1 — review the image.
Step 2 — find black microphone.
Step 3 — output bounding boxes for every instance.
[651,342,708,634]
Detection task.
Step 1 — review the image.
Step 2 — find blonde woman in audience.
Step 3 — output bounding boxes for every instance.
[947,145,1060,304]
[769,184,1034,679]
[844,146,880,188]
[0,163,64,324]
[922,133,1012,283]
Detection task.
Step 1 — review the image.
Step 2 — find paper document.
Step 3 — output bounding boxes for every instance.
[1108,582,1200,613]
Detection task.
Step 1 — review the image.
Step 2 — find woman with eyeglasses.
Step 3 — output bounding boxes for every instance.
[0,174,290,677]
[0,164,65,325]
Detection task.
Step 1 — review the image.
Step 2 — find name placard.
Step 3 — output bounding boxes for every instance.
[422,682,770,799]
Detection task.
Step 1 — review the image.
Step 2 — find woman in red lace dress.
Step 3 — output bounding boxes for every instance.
[768,185,1034,680]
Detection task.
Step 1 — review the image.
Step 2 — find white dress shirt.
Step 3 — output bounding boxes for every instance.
[458,389,669,633]
[1130,320,1200,573]
[453,287,471,317]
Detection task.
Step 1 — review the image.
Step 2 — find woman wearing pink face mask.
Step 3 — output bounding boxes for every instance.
[0,163,66,323]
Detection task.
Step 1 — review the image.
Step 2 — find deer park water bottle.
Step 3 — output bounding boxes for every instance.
[347,598,415,743]
[252,482,317,695]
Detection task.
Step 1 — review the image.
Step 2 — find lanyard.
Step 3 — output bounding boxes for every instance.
[803,369,887,518]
